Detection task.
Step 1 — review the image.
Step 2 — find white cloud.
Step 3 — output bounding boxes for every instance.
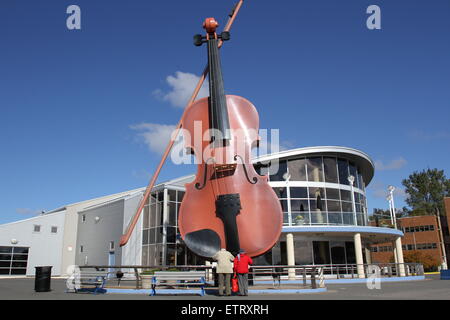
[130,123,178,155]
[153,71,209,108]
[374,157,407,171]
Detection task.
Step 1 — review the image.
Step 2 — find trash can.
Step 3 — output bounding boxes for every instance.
[35,266,52,292]
[440,269,450,280]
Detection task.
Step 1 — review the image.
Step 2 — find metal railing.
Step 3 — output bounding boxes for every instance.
[74,262,424,290]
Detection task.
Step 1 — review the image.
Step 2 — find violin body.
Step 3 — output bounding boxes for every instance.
[178,95,283,258]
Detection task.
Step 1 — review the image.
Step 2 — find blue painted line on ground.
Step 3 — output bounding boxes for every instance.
[106,287,327,295]
[255,275,425,285]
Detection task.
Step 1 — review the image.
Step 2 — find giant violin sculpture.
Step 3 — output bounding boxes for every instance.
[178,18,283,258]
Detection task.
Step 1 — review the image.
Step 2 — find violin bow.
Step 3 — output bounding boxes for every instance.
[120,0,245,246]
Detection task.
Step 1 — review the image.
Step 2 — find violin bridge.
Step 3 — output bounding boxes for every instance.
[210,164,237,180]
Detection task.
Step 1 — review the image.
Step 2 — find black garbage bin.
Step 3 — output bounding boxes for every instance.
[35,266,52,292]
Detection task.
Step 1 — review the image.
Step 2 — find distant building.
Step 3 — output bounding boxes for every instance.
[370,211,450,270]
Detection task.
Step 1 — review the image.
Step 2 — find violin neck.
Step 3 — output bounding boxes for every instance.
[207,37,231,143]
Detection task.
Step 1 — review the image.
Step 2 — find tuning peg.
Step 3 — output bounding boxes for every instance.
[193,34,204,46]
[220,31,230,41]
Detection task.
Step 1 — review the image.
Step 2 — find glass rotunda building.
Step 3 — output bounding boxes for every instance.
[140,146,405,278]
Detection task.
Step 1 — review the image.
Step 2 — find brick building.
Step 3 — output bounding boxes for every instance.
[370,201,450,270]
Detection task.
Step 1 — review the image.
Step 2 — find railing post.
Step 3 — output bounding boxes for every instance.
[303,267,307,286]
[311,267,317,289]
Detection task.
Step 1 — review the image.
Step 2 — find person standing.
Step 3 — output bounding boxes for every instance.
[233,249,253,296]
[212,248,235,296]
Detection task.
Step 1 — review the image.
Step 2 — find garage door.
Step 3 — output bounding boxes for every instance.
[0,246,29,275]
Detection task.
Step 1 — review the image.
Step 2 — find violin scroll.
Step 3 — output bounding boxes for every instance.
[194,17,231,46]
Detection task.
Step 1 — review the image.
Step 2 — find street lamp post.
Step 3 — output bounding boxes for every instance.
[283,172,292,226]
[388,186,397,229]
[348,175,357,225]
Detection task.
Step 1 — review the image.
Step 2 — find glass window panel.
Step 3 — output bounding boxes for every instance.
[327,200,341,212]
[357,214,365,226]
[311,211,327,224]
[156,227,163,243]
[330,241,346,265]
[323,157,338,183]
[291,200,309,212]
[0,269,10,275]
[313,241,331,264]
[288,158,306,181]
[154,202,161,227]
[343,213,354,225]
[294,241,313,265]
[326,188,340,200]
[355,204,362,213]
[167,189,177,202]
[309,199,327,212]
[177,191,185,202]
[148,245,155,266]
[149,204,156,228]
[13,247,28,254]
[177,244,186,266]
[10,269,26,275]
[349,162,358,188]
[11,261,27,268]
[358,173,364,190]
[166,244,177,266]
[290,187,308,199]
[168,202,177,226]
[157,192,164,202]
[307,157,324,182]
[340,190,352,202]
[308,187,325,199]
[0,247,12,253]
[337,159,350,185]
[342,201,353,212]
[149,228,156,244]
[12,254,28,261]
[283,212,290,225]
[345,242,356,264]
[142,245,149,265]
[142,229,149,245]
[269,160,287,182]
[166,227,176,244]
[0,262,11,268]
[143,205,150,229]
[279,200,288,212]
[328,212,342,225]
[0,254,12,261]
[273,187,287,199]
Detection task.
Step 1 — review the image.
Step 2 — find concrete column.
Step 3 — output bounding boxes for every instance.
[365,247,372,264]
[286,233,296,280]
[354,233,365,278]
[395,237,406,277]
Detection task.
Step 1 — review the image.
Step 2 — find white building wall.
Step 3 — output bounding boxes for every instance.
[0,211,66,276]
[121,194,143,266]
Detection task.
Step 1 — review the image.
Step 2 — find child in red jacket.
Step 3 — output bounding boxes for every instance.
[233,249,253,296]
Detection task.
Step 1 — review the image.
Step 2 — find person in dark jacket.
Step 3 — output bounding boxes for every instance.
[233,249,253,296]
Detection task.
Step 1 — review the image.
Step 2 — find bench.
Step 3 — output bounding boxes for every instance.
[66,270,108,294]
[151,271,206,296]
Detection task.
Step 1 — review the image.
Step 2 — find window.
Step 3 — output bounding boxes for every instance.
[306,157,324,182]
[51,226,58,234]
[337,158,350,185]
[80,245,84,253]
[288,158,306,181]
[323,157,338,183]
[33,225,41,233]
[109,241,115,251]
[82,214,86,223]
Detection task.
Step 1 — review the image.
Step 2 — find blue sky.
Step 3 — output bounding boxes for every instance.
[1,0,449,224]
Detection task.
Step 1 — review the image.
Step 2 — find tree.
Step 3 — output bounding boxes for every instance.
[402,168,450,216]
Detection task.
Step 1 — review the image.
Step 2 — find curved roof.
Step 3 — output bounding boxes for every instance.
[253,146,375,185]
